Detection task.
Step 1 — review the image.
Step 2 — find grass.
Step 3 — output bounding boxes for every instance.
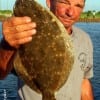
[0,10,12,17]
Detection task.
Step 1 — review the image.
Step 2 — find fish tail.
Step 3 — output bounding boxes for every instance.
[42,91,56,100]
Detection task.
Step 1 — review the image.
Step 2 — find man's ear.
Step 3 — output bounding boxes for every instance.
[46,0,51,8]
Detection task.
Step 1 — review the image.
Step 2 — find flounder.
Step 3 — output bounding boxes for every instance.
[13,0,74,100]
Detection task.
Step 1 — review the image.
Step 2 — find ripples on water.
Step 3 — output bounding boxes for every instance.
[0,22,100,99]
[0,74,18,100]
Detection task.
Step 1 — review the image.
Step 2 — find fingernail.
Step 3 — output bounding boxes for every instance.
[28,37,32,41]
[25,17,31,22]
[31,23,36,27]
[32,29,36,34]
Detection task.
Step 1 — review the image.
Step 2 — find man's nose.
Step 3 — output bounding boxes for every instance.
[65,6,74,17]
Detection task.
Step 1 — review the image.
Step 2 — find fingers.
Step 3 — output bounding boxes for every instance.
[14,22,36,33]
[2,16,37,48]
[3,16,32,26]
[3,22,36,34]
[5,29,36,41]
[8,36,33,48]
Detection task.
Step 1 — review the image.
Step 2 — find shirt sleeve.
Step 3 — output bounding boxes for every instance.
[84,34,93,79]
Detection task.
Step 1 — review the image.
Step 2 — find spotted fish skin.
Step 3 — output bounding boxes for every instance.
[13,0,74,100]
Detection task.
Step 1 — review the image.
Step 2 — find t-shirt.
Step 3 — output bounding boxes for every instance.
[18,26,93,100]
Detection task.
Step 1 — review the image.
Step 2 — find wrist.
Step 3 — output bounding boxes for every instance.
[0,39,17,51]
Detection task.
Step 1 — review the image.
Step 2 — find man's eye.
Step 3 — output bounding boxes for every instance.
[76,4,84,8]
[57,0,69,5]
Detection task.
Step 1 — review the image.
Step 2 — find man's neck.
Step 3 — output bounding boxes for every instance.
[65,27,72,35]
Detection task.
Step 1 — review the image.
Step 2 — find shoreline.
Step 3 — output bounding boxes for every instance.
[0,16,100,22]
[78,18,100,22]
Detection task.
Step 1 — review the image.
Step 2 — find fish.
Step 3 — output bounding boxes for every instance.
[13,0,74,100]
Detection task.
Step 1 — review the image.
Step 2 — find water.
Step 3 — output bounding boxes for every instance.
[0,22,100,99]
[0,74,18,100]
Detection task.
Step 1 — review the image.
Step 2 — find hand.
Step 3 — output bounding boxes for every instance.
[2,16,36,48]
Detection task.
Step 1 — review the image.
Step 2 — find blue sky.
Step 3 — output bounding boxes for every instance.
[84,0,100,11]
[0,0,99,11]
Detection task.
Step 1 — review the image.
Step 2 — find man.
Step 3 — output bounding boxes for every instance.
[0,0,94,100]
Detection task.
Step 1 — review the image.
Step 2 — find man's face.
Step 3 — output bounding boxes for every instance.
[47,0,84,30]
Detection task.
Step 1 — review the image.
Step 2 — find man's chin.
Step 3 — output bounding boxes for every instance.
[63,24,70,29]
[63,24,72,33]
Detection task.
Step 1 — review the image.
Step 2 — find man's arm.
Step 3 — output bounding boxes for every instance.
[81,79,94,100]
[0,16,36,79]
[0,39,16,79]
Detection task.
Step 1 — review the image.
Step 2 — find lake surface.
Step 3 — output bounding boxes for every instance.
[0,22,100,100]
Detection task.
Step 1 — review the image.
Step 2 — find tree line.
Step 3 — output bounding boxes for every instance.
[80,10,100,19]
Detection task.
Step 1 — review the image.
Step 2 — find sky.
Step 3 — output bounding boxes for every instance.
[84,0,100,11]
[0,0,99,12]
